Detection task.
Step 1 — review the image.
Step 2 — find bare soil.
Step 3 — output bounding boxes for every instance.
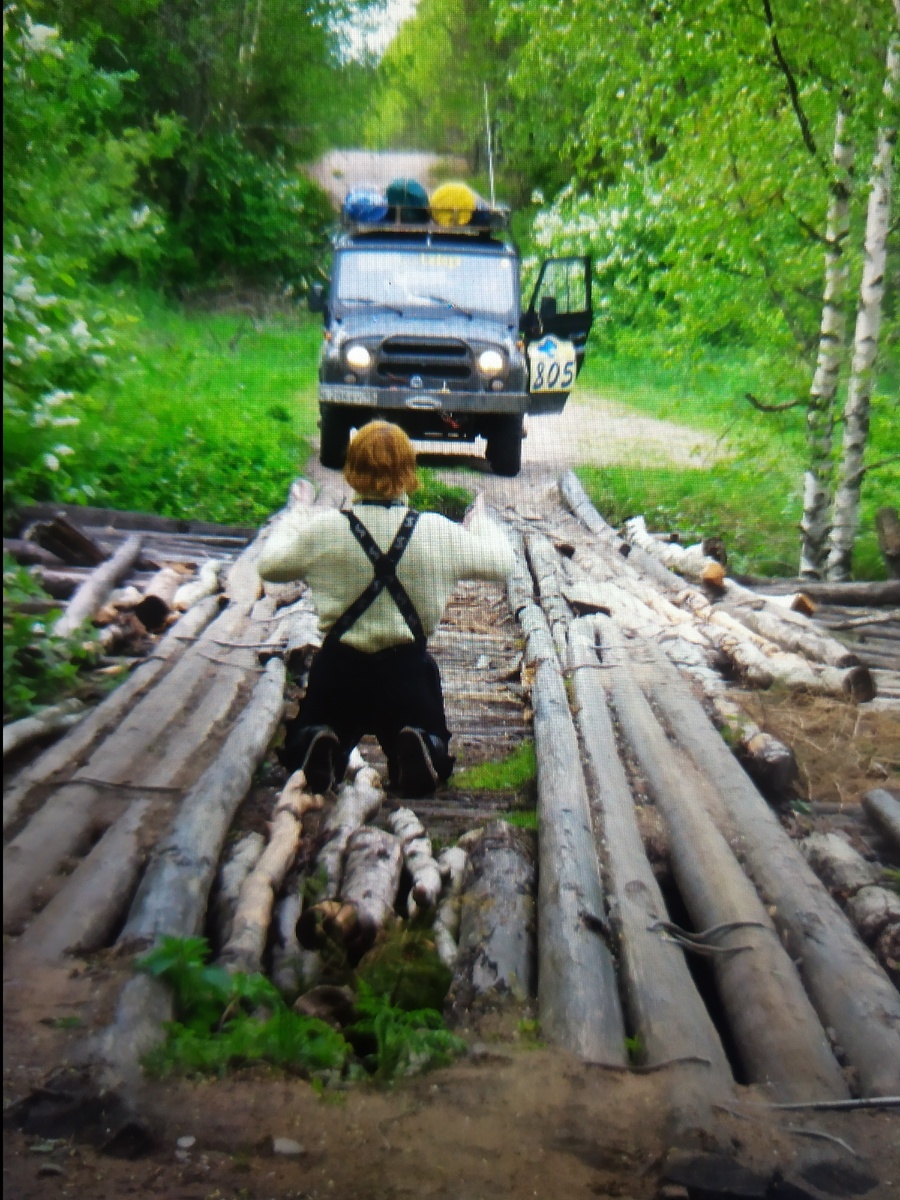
[5,399,899,1200]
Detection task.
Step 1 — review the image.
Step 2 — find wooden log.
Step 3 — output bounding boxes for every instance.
[569,618,734,1096]
[3,538,64,568]
[219,774,322,975]
[719,590,862,668]
[132,566,185,632]
[316,766,385,900]
[115,657,286,949]
[862,789,900,851]
[2,595,219,836]
[623,516,726,586]
[513,526,627,1065]
[800,833,880,897]
[635,644,900,1097]
[17,499,255,540]
[595,615,848,1100]
[433,845,468,968]
[524,532,572,660]
[848,886,900,945]
[7,799,152,962]
[445,822,536,1020]
[24,512,108,565]
[875,507,900,579]
[173,559,222,611]
[337,826,404,952]
[738,577,900,607]
[211,831,266,949]
[3,699,87,759]
[387,807,442,917]
[52,535,144,638]
[270,884,323,999]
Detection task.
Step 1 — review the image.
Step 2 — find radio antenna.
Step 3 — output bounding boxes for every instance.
[483,83,496,207]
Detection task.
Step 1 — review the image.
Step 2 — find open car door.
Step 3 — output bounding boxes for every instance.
[522,255,593,413]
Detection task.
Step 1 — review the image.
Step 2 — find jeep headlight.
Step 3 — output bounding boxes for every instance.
[345,343,371,370]
[478,349,504,375]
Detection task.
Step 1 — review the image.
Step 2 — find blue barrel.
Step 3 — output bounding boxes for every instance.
[343,187,389,224]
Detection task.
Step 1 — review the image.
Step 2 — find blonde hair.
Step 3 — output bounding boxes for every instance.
[343,420,419,500]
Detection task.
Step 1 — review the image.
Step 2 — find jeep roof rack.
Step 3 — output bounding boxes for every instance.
[340,203,511,237]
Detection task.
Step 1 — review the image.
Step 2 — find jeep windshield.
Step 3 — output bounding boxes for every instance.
[334,249,517,320]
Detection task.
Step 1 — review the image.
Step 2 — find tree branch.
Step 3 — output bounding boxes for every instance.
[744,392,804,413]
[761,0,821,163]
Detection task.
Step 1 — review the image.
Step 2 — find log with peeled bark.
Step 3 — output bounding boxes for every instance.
[445,822,536,1022]
[524,532,572,660]
[569,617,733,1097]
[623,516,727,587]
[115,657,287,950]
[863,789,900,852]
[270,879,323,999]
[3,698,87,759]
[512,527,628,1065]
[316,766,385,900]
[2,595,220,837]
[219,774,322,975]
[52,535,144,638]
[173,558,222,611]
[335,826,404,953]
[718,585,862,668]
[631,642,900,1098]
[800,832,880,897]
[387,807,442,917]
[133,566,186,631]
[433,845,468,968]
[211,831,266,950]
[848,886,900,946]
[594,615,849,1100]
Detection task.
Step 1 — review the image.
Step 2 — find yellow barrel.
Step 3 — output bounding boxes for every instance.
[430,181,478,226]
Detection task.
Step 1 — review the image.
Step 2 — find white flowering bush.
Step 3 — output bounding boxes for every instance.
[3,8,174,511]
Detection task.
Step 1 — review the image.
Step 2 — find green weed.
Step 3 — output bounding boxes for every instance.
[453,741,536,791]
[500,810,538,830]
[412,468,474,522]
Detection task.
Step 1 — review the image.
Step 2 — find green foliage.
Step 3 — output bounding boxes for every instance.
[500,810,538,831]
[2,553,101,721]
[136,934,466,1084]
[356,926,452,1012]
[454,740,535,791]
[348,980,466,1083]
[411,469,474,523]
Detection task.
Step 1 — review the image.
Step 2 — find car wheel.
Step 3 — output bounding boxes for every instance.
[319,403,351,469]
[486,414,523,477]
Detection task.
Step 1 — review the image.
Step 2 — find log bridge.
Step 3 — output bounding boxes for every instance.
[3,473,899,1154]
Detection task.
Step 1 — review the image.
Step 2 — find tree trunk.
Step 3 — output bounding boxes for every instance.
[433,845,468,968]
[316,766,385,901]
[800,106,854,578]
[3,699,87,759]
[52,535,144,638]
[596,617,848,1100]
[862,788,900,851]
[445,822,536,1021]
[827,38,898,580]
[23,512,108,565]
[337,826,404,953]
[875,507,900,578]
[132,567,185,632]
[211,831,266,950]
[387,807,442,917]
[623,517,726,586]
[172,559,223,611]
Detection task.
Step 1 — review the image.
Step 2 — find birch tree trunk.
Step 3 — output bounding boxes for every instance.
[800,106,854,578]
[827,38,898,580]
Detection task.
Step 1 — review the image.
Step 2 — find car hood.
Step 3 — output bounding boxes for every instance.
[332,308,516,347]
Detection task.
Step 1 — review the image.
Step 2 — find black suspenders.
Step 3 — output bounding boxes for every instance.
[326,508,426,648]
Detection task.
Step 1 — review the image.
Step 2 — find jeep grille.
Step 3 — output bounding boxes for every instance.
[377,338,472,386]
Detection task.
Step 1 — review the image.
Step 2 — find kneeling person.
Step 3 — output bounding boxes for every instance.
[258,421,515,796]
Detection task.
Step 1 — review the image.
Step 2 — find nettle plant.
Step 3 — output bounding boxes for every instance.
[2,9,172,511]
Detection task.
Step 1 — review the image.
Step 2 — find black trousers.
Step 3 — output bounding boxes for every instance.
[282,638,454,786]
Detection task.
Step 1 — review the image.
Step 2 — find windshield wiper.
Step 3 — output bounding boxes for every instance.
[340,297,404,316]
[408,294,473,319]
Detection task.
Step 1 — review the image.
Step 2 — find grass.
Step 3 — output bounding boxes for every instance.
[575,334,899,578]
[453,740,536,790]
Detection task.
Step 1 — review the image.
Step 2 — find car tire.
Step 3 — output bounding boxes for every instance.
[319,403,351,469]
[486,414,523,477]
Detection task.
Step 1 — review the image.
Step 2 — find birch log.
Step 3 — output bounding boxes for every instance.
[623,517,726,586]
[270,881,322,998]
[801,833,879,897]
[433,845,468,968]
[445,822,536,1021]
[173,559,222,611]
[211,831,266,949]
[2,595,219,836]
[827,37,898,580]
[3,699,87,759]
[133,567,184,631]
[52,535,144,638]
[316,766,385,900]
[337,826,404,952]
[636,645,900,1097]
[596,616,848,1100]
[800,105,855,578]
[219,774,322,975]
[388,807,442,917]
[569,618,733,1098]
[510,525,627,1065]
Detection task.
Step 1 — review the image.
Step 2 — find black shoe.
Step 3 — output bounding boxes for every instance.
[395,727,441,797]
[298,725,340,793]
